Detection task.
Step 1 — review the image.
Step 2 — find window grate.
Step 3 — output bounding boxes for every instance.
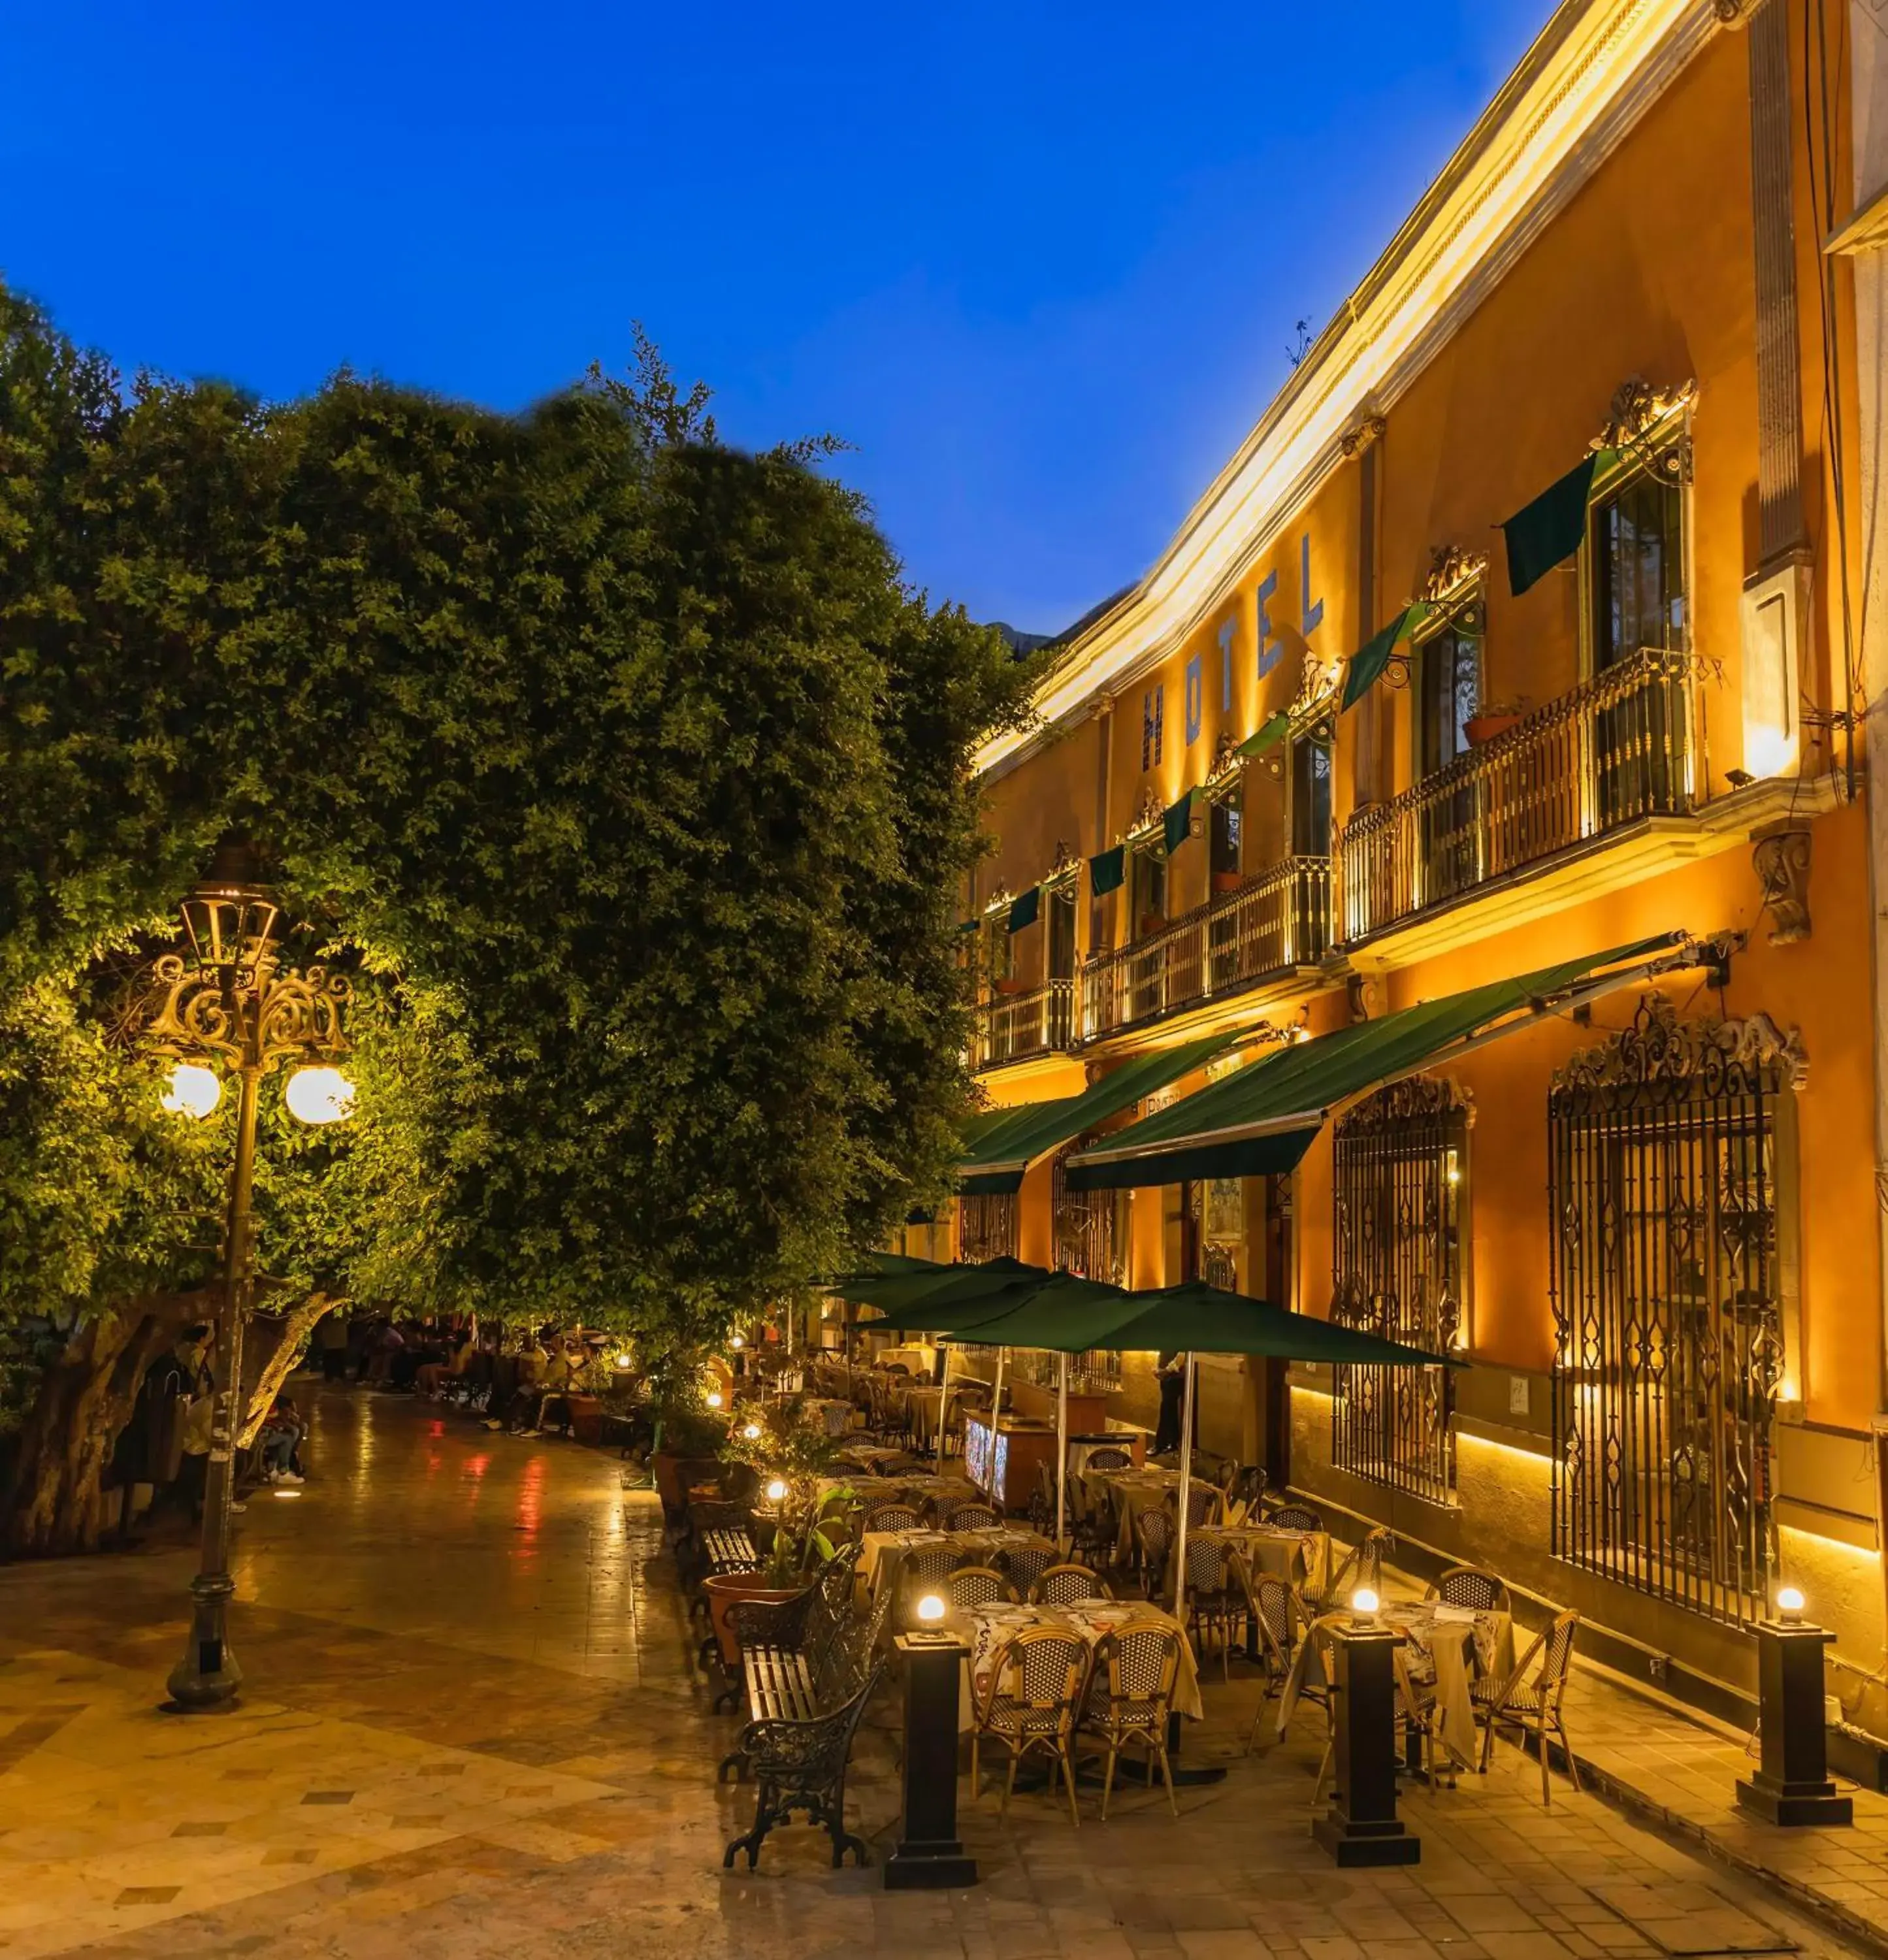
[1330,1077,1466,1504]
[960,1192,1018,1264]
[1550,994,1800,1628]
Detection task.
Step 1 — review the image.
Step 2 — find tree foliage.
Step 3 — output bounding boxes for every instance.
[0,289,1032,1533]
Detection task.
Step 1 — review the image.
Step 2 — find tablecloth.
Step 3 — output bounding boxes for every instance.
[858,1526,1056,1602]
[956,1598,1205,1731]
[1276,1599,1513,1767]
[1194,1524,1330,1596]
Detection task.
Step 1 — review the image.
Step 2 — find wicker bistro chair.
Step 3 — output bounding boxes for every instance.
[1033,1562,1111,1606]
[971,1627,1091,1826]
[1231,1558,1306,1751]
[1183,1536,1242,1678]
[897,1543,969,1630]
[1132,1507,1175,1600]
[947,1502,1003,1532]
[723,1659,884,1870]
[864,1501,922,1533]
[1427,1564,1512,1615]
[996,1543,1057,1599]
[1084,1446,1131,1471]
[1269,1503,1324,1535]
[1318,1527,1393,1614]
[948,1565,1015,1610]
[1182,1482,1221,1530]
[1473,1609,1582,1805]
[1082,1620,1184,1820]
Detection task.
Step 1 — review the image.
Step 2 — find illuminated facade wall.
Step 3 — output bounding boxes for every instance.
[948,0,1886,1699]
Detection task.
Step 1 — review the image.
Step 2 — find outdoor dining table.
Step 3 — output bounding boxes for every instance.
[804,1396,860,1439]
[1275,1597,1514,1769]
[1078,1467,1220,1558]
[858,1525,1056,1604]
[955,1597,1206,1732]
[1197,1521,1332,1599]
[815,1471,981,1512]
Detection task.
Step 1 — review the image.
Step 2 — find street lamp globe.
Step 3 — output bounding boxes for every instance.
[161,1062,223,1120]
[284,1065,356,1126]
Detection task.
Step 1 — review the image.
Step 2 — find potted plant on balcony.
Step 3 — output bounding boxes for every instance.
[1465,696,1527,746]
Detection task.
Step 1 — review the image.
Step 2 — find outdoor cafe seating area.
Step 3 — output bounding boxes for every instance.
[665,1256,1586,1870]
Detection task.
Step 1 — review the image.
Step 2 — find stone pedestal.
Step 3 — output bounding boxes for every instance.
[1312,1622,1420,1868]
[1736,1619,1852,1826]
[885,1634,978,1889]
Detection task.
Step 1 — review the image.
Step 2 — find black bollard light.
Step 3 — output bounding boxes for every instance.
[885,1595,979,1889]
[1312,1589,1421,1868]
[1735,1586,1852,1827]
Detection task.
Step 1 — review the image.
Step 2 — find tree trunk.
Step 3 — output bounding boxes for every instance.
[0,1290,213,1558]
[236,1292,338,1446]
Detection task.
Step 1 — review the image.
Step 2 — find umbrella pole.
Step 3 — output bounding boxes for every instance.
[935,1342,951,1463]
[1172,1354,1197,1619]
[1056,1350,1069,1551]
[988,1347,1007,1508]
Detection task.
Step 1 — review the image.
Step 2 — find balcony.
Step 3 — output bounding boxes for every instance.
[1080,856,1332,1044]
[1338,647,1699,945]
[971,977,1075,1071]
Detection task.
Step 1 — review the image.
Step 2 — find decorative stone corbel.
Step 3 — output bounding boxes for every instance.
[1419,545,1489,606]
[1595,376,1699,451]
[1048,839,1078,879]
[1347,973,1385,1022]
[1753,826,1812,944]
[1712,0,1754,25]
[1341,414,1387,461]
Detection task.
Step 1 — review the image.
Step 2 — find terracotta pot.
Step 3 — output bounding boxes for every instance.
[1465,713,1523,747]
[566,1394,603,1446]
[1211,871,1245,894]
[1139,913,1168,936]
[993,977,1025,996]
[703,1571,804,1672]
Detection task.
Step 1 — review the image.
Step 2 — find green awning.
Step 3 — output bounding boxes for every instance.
[1090,843,1125,898]
[948,1279,1462,1368]
[1065,934,1700,1191]
[824,1250,947,1285]
[956,917,981,934]
[957,1030,1240,1196]
[1235,711,1290,760]
[1341,604,1427,711]
[1007,885,1041,934]
[1501,450,1615,597]
[1163,787,1196,856]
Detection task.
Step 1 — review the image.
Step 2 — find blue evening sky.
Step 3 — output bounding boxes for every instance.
[5,2,1549,635]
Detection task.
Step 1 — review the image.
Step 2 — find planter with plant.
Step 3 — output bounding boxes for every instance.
[1465,697,1528,746]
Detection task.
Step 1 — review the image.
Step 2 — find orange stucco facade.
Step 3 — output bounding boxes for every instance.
[911,0,1888,1701]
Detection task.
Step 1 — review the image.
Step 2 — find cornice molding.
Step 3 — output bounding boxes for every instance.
[977,0,1725,785]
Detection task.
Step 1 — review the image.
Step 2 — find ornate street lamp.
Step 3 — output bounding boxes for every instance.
[144,838,352,1712]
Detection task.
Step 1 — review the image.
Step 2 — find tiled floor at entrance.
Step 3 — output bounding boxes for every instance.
[0,1390,1870,1959]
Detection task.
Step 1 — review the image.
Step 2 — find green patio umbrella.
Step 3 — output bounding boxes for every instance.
[948,1279,1465,1616]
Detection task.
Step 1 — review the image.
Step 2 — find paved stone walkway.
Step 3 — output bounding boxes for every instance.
[0,1388,1874,1959]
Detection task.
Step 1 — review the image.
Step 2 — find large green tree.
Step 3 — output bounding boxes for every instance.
[0,293,1030,1550]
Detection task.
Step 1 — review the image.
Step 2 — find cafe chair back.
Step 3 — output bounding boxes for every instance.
[1427,1564,1512,1615]
[947,1564,1015,1610]
[971,1627,1091,1826]
[1472,1608,1581,1805]
[1084,1621,1183,1820]
[1032,1562,1110,1605]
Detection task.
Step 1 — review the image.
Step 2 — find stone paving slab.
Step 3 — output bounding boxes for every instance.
[0,1386,1872,1960]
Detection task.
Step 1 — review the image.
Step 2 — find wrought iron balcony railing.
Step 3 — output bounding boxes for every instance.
[1337,646,1699,944]
[970,976,1075,1071]
[1079,855,1331,1044]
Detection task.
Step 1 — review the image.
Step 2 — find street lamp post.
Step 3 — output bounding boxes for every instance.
[144,840,351,1713]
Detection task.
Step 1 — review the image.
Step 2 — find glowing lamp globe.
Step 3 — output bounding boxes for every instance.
[706,1391,724,1410]
[1777,1585,1806,1624]
[915,1593,946,1625]
[1350,1586,1380,1625]
[161,1062,223,1121]
[742,1422,761,1441]
[285,1065,355,1126]
[730,1333,745,1350]
[765,1477,789,1504]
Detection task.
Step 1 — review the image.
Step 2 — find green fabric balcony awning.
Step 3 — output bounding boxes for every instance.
[1163,787,1196,856]
[1064,933,1701,1191]
[1235,711,1290,760]
[1007,885,1041,934]
[947,1279,1463,1369]
[1090,842,1126,898]
[957,1029,1239,1196]
[1501,449,1617,597]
